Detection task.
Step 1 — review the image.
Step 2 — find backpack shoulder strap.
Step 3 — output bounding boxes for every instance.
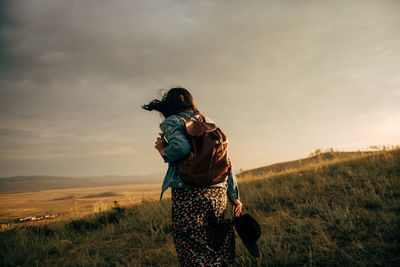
[177,114,193,123]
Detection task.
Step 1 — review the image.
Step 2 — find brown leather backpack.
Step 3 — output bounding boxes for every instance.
[172,112,231,186]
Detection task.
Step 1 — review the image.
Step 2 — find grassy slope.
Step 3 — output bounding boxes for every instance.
[0,149,399,266]
[237,151,375,178]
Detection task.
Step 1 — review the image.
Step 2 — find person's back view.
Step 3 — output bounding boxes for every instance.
[142,87,243,266]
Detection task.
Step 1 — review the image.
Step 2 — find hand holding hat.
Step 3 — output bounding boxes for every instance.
[232,199,243,217]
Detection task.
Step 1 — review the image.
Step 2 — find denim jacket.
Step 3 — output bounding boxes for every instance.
[159,111,240,202]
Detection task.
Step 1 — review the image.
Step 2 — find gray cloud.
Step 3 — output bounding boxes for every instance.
[0,0,399,176]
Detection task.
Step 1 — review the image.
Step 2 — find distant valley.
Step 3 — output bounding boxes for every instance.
[0,174,163,193]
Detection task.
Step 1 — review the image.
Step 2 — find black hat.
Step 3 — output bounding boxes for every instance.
[233,214,261,257]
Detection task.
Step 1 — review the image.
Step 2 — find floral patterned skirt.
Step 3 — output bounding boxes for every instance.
[171,187,235,267]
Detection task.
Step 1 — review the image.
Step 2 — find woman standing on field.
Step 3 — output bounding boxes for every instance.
[142,87,243,266]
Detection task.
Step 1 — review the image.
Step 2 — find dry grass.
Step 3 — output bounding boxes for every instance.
[0,148,399,266]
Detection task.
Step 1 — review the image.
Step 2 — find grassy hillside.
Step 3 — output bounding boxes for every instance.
[237,150,375,178]
[1,149,399,266]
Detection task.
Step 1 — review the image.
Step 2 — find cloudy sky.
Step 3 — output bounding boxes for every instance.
[0,0,399,177]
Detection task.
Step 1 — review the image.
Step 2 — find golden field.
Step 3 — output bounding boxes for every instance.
[0,183,161,226]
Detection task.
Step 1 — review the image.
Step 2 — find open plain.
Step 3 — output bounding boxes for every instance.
[0,183,161,225]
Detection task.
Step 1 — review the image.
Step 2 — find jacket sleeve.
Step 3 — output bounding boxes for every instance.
[160,116,191,163]
[227,161,240,202]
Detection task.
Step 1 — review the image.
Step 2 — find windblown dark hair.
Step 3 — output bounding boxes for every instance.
[142,87,199,118]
